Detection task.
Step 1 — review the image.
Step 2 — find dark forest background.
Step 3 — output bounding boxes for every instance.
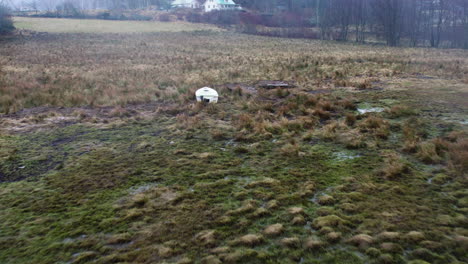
[3,0,468,48]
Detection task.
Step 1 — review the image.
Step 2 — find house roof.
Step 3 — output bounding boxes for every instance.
[172,0,198,5]
[204,0,237,5]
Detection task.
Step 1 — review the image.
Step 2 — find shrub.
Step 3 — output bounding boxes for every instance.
[55,1,83,18]
[203,10,240,26]
[0,4,14,35]
[159,13,172,22]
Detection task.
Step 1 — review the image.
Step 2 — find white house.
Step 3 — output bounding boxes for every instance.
[172,0,201,9]
[196,87,219,103]
[203,0,241,12]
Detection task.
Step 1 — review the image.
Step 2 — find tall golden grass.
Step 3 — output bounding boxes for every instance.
[1,24,467,114]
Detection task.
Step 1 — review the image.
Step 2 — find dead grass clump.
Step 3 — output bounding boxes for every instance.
[379,152,410,179]
[403,126,420,152]
[338,99,357,110]
[281,237,301,248]
[304,237,325,251]
[359,116,390,139]
[211,129,228,141]
[263,224,284,236]
[304,95,318,107]
[297,181,316,197]
[266,200,279,209]
[296,116,317,129]
[176,113,202,129]
[246,178,280,188]
[313,215,347,229]
[365,247,382,258]
[316,207,334,216]
[416,142,442,164]
[291,215,306,225]
[195,230,216,247]
[340,203,358,213]
[236,113,254,130]
[380,242,403,253]
[345,113,357,126]
[386,105,417,118]
[338,129,366,149]
[107,233,132,245]
[347,234,374,248]
[264,121,284,135]
[402,118,429,152]
[288,207,305,215]
[376,232,401,242]
[280,118,304,133]
[447,137,468,173]
[201,255,222,264]
[320,121,339,140]
[238,234,263,246]
[109,107,133,118]
[280,143,300,157]
[326,232,342,243]
[316,100,333,111]
[312,108,332,120]
[453,235,468,251]
[317,195,335,205]
[228,200,257,215]
[354,78,372,90]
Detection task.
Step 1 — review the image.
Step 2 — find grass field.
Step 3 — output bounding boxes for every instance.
[13,17,220,33]
[0,18,467,264]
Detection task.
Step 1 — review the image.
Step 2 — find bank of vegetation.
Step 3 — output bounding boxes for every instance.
[11,0,468,49]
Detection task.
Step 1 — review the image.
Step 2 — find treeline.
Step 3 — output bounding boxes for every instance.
[20,0,172,12]
[16,0,468,48]
[233,0,468,49]
[0,4,15,35]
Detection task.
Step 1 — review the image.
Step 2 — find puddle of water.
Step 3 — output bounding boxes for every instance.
[357,103,385,114]
[379,99,399,105]
[308,187,333,205]
[440,115,468,126]
[334,151,362,161]
[357,107,385,114]
[128,183,158,195]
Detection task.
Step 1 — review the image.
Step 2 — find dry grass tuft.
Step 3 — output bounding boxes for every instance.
[359,115,390,139]
[288,207,305,215]
[317,195,335,205]
[280,143,301,157]
[379,152,410,179]
[280,237,301,248]
[345,113,357,126]
[304,237,325,251]
[313,215,346,229]
[194,230,217,247]
[380,242,403,253]
[201,255,222,264]
[416,142,442,164]
[326,232,342,243]
[347,234,374,248]
[238,234,263,246]
[263,224,284,236]
[291,215,306,225]
[386,105,416,118]
[376,232,401,242]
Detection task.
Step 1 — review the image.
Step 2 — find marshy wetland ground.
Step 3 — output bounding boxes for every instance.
[0,17,467,264]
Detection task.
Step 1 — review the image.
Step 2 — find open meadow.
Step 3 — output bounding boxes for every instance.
[0,17,467,264]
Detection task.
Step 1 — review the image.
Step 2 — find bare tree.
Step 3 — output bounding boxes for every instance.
[372,0,404,46]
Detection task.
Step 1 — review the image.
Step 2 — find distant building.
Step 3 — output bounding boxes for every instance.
[172,0,201,9]
[204,0,241,12]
